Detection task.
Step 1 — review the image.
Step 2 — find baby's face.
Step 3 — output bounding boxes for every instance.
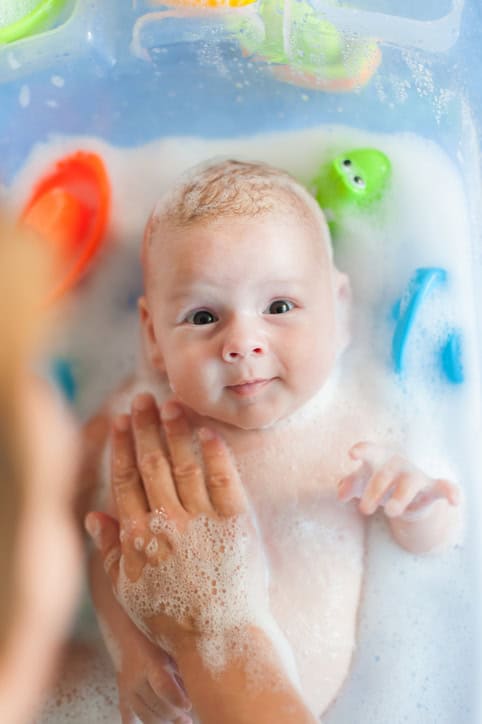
[141,211,348,430]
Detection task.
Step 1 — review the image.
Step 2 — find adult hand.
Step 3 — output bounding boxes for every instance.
[86,393,266,659]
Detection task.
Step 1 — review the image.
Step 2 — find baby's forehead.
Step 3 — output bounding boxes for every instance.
[145,210,333,300]
[152,208,330,266]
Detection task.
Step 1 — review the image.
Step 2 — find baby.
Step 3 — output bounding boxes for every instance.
[88,159,461,722]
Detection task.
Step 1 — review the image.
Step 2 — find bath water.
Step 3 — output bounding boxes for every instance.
[10,125,478,723]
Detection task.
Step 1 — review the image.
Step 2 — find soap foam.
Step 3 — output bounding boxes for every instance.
[116,513,273,672]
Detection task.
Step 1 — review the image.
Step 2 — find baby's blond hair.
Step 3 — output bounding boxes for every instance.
[142,159,332,283]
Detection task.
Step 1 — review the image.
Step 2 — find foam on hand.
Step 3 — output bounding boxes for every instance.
[116,512,282,676]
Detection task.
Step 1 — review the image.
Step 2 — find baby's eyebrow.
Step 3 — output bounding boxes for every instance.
[167,285,213,305]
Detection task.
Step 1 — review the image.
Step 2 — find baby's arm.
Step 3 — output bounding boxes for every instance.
[338,441,461,554]
[86,395,316,724]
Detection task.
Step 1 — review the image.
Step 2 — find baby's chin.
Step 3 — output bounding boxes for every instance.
[200,384,333,431]
[195,401,306,432]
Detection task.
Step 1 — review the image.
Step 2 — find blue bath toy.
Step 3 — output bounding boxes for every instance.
[391,267,464,385]
[440,330,464,384]
[392,267,447,375]
[50,357,77,403]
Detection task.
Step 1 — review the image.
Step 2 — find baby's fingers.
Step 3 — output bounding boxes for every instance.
[359,459,405,515]
[199,428,248,517]
[383,472,428,518]
[350,441,393,471]
[85,512,121,585]
[338,463,371,503]
[403,478,460,516]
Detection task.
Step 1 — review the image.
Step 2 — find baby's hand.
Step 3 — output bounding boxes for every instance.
[86,393,266,658]
[337,441,460,520]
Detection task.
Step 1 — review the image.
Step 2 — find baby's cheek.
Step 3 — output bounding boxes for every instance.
[169,356,218,409]
[292,334,333,388]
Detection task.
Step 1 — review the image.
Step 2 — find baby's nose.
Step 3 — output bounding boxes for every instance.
[221,324,266,362]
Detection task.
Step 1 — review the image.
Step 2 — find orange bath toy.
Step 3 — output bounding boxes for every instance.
[21,151,110,303]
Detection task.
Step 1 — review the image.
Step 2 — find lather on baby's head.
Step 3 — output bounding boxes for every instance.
[139,159,351,430]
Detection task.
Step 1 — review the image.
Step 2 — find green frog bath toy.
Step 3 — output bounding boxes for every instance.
[0,0,68,44]
[311,148,391,228]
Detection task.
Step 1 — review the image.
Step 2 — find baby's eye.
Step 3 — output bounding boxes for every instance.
[266,300,295,315]
[185,309,218,325]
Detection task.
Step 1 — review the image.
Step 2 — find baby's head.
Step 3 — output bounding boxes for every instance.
[140,159,350,430]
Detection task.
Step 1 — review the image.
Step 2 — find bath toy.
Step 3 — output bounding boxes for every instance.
[141,0,255,7]
[131,0,257,61]
[50,357,77,403]
[0,0,67,44]
[227,0,381,92]
[440,329,464,384]
[392,267,447,375]
[21,151,111,303]
[391,267,464,385]
[311,148,391,227]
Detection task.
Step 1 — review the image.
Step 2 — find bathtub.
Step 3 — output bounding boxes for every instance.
[1,2,482,722]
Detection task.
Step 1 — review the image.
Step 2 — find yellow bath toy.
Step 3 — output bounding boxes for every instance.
[139,0,255,7]
[228,0,381,92]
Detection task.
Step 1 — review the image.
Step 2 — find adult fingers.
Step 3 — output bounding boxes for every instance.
[132,693,193,724]
[131,394,181,513]
[85,512,121,586]
[111,414,149,524]
[131,693,171,724]
[119,693,137,724]
[161,400,212,515]
[147,657,191,714]
[199,427,248,517]
[138,678,190,721]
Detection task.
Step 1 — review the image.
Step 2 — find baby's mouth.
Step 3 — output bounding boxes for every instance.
[226,378,274,397]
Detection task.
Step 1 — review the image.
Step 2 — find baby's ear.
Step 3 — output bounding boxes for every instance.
[335,271,352,353]
[138,296,165,374]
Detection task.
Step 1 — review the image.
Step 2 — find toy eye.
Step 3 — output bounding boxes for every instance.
[342,159,352,167]
[353,175,365,188]
[187,310,218,325]
[267,300,294,314]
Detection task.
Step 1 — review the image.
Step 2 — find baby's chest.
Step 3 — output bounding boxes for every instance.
[257,497,366,712]
[261,498,365,614]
